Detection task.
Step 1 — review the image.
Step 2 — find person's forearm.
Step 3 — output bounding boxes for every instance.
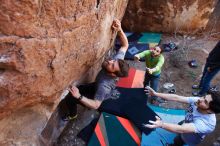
[79,96,101,109]
[155,92,183,101]
[153,56,164,73]
[137,50,149,58]
[117,28,128,49]
[162,122,191,133]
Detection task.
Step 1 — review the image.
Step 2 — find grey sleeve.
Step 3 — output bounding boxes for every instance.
[194,119,215,133]
[94,83,112,101]
[187,97,199,104]
[113,50,126,60]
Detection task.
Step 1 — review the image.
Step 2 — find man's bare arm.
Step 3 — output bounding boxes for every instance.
[155,92,188,103]
[117,29,128,52]
[162,123,196,133]
[112,19,128,53]
[146,86,188,103]
[79,97,101,109]
[144,116,196,133]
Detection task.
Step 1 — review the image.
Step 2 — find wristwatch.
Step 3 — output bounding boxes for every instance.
[78,95,83,101]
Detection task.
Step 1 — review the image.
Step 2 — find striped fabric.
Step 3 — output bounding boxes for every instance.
[117,67,145,88]
[88,112,141,146]
[116,68,187,146]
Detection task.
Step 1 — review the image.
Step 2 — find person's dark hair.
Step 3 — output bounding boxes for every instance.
[156,45,164,53]
[209,90,220,113]
[115,59,129,77]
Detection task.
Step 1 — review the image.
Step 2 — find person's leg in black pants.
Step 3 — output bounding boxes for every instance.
[64,92,78,120]
[168,134,185,146]
[144,72,151,88]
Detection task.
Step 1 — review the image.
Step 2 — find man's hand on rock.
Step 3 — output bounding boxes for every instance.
[68,86,81,99]
[112,19,122,32]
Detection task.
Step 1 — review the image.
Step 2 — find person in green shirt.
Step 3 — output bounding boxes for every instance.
[134,46,164,104]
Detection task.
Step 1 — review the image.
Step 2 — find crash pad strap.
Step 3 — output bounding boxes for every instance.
[117,116,141,145]
[95,123,106,146]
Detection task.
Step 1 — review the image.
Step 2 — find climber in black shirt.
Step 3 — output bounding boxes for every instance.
[192,41,220,96]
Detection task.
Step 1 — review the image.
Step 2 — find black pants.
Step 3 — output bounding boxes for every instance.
[170,134,185,146]
[169,121,186,146]
[64,83,97,116]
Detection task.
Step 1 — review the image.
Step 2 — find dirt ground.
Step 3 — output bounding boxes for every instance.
[56,34,220,146]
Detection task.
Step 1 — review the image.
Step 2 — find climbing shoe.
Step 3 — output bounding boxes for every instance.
[192,91,203,97]
[188,59,198,68]
[168,88,176,94]
[192,84,200,89]
[62,114,78,122]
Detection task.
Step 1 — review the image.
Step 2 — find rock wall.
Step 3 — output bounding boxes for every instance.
[122,0,218,34]
[0,0,128,145]
[0,0,127,118]
[205,0,220,38]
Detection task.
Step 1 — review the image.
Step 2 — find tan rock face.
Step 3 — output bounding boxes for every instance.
[0,0,128,118]
[122,0,218,34]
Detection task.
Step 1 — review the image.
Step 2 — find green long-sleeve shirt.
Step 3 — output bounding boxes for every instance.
[137,50,164,75]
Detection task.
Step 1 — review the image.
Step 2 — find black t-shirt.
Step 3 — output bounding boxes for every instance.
[207,41,220,69]
[98,87,158,135]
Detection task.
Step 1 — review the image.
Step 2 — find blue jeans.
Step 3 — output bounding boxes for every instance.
[199,63,220,95]
[144,73,160,100]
